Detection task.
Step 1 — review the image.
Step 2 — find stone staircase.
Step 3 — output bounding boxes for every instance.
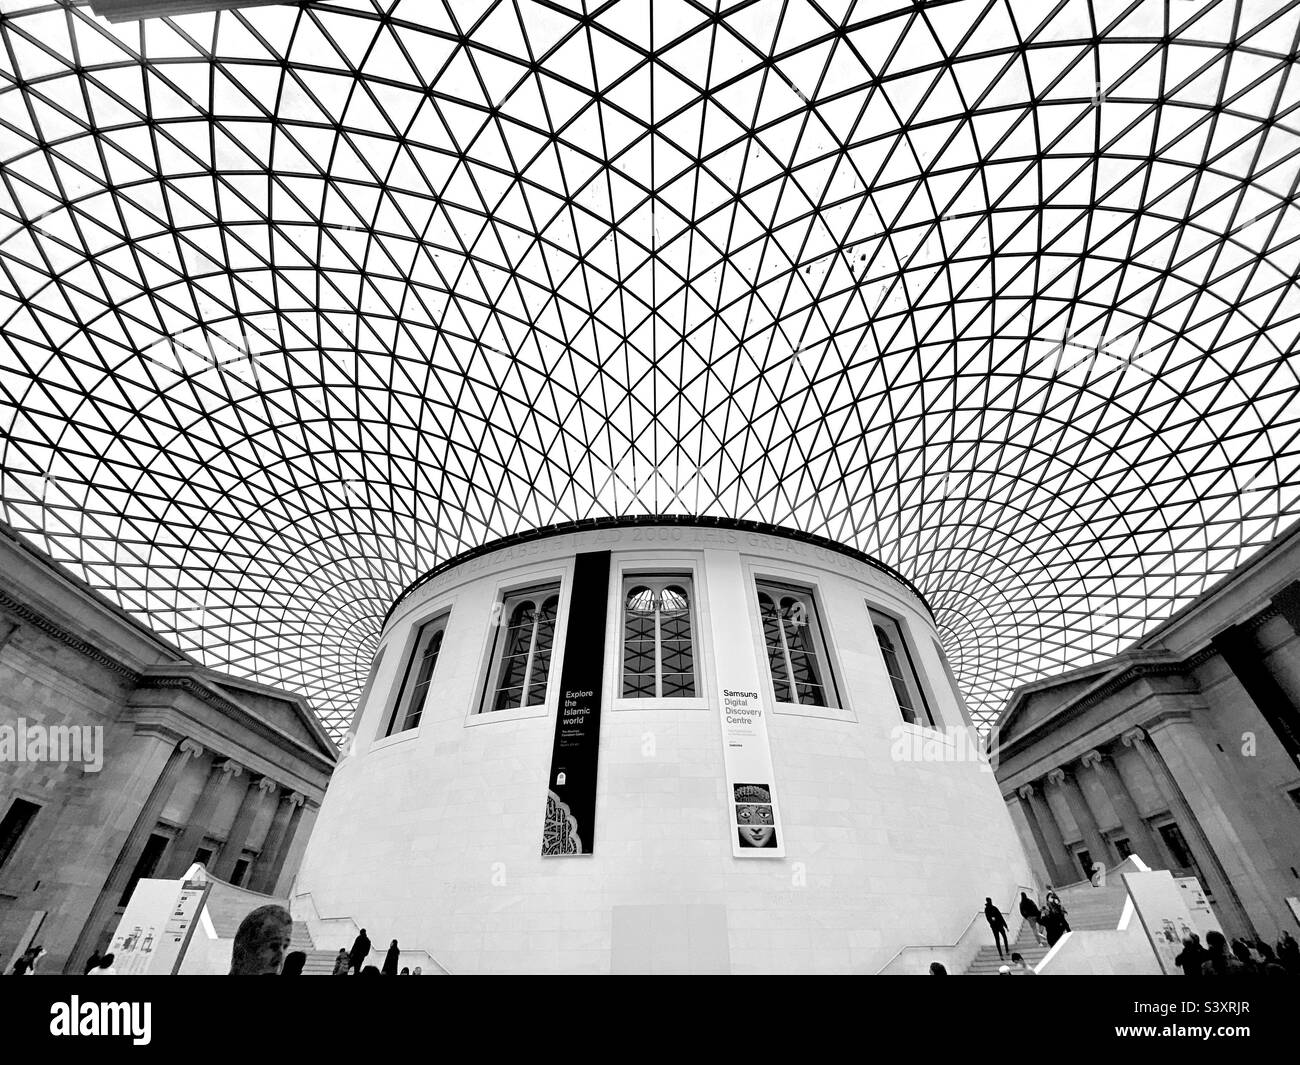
[963,881,1130,974]
[1055,881,1129,931]
[964,921,1050,974]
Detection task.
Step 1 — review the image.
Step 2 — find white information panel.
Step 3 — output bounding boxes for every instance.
[1123,870,1201,975]
[110,872,211,975]
[705,551,785,858]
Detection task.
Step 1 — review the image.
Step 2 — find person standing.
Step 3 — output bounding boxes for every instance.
[348,928,371,975]
[1175,934,1206,976]
[1276,930,1300,974]
[1018,892,1044,945]
[331,948,350,976]
[382,939,400,976]
[984,897,1009,960]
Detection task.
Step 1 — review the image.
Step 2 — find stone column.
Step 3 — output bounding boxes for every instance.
[164,758,242,877]
[66,735,204,973]
[1080,747,1160,866]
[1047,765,1109,875]
[1121,724,1257,939]
[1140,713,1280,939]
[1016,782,1075,885]
[214,775,275,882]
[250,791,306,895]
[1212,621,1300,770]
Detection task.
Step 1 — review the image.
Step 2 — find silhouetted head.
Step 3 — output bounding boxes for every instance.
[928,962,947,975]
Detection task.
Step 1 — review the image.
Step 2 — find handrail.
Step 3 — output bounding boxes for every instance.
[290,889,454,976]
[875,883,1039,974]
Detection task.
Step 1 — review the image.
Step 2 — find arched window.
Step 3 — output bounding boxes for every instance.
[384,615,447,736]
[869,608,934,727]
[756,582,838,706]
[485,583,561,712]
[622,576,696,698]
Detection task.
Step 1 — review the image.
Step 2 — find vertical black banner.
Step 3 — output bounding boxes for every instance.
[541,550,610,856]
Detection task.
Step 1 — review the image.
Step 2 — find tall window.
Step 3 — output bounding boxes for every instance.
[484,583,561,712]
[870,608,935,727]
[119,832,169,906]
[622,576,696,698]
[756,581,838,706]
[0,798,39,873]
[384,615,447,736]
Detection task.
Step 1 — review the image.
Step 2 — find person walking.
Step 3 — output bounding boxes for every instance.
[1040,900,1071,947]
[1018,891,1045,945]
[382,939,400,976]
[13,945,44,975]
[348,928,371,975]
[331,948,350,976]
[984,897,1009,960]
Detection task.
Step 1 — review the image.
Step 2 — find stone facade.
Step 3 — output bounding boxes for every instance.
[296,519,1031,974]
[0,522,336,973]
[995,519,1300,943]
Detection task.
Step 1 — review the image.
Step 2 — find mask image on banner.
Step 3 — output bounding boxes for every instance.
[735,784,778,848]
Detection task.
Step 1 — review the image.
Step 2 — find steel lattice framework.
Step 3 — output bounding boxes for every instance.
[2,0,1299,742]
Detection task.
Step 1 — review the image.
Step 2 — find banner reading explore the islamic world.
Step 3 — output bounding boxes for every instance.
[541,550,611,856]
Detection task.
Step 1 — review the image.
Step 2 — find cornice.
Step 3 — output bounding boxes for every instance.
[0,587,139,679]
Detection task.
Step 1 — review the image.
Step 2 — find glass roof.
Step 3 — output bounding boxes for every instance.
[2,0,1299,743]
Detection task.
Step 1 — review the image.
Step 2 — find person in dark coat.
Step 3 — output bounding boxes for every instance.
[281,951,306,976]
[984,898,1009,959]
[348,929,371,975]
[382,939,400,976]
[1203,931,1245,975]
[1018,892,1044,945]
[1175,934,1206,975]
[1040,901,1070,947]
[1277,930,1300,975]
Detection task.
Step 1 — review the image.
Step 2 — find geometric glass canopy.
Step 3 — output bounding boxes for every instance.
[2,0,1298,743]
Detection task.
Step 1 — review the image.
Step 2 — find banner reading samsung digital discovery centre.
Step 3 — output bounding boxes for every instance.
[706,553,786,858]
[541,551,611,856]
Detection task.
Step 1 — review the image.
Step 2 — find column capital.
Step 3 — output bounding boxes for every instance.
[215,759,243,778]
[178,737,204,760]
[1080,748,1104,770]
[1120,726,1147,749]
[255,776,277,794]
[285,791,307,808]
[1046,766,1067,786]
[1016,783,1036,801]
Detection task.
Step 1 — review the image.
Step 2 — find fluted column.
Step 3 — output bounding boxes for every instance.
[165,758,242,877]
[1121,724,1256,938]
[1080,747,1160,866]
[1016,782,1075,885]
[214,775,275,882]
[1047,765,1109,876]
[250,791,306,895]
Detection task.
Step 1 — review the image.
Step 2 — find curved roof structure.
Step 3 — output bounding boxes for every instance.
[2,0,1299,742]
